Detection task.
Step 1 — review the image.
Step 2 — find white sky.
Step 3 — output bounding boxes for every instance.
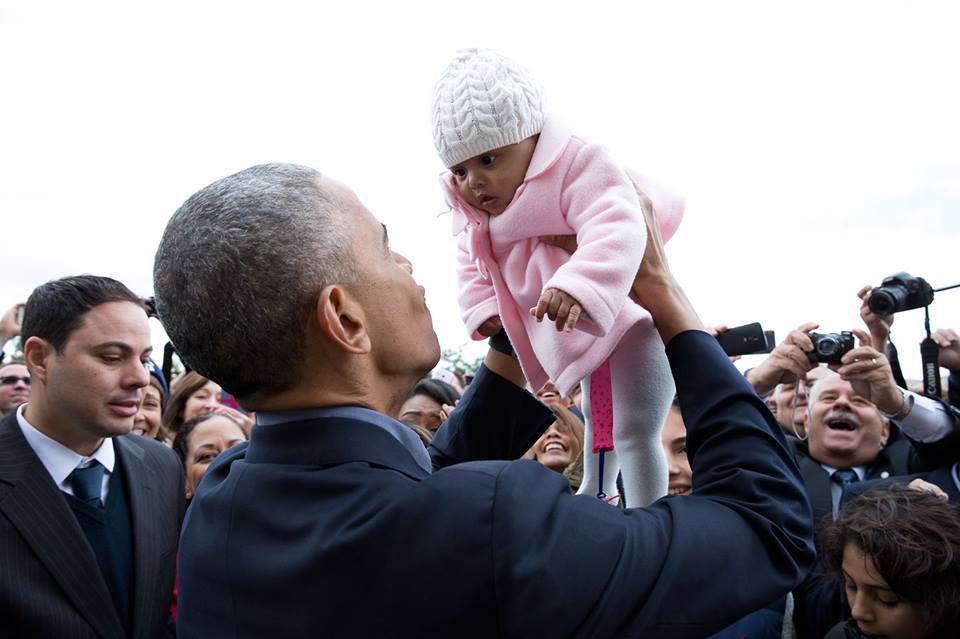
[2,1,958,384]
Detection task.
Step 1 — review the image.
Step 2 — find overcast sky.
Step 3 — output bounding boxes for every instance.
[2,1,957,383]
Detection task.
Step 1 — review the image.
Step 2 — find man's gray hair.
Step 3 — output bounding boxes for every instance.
[153,163,354,402]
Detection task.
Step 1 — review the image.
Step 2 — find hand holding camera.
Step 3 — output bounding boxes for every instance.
[806,331,855,364]
[745,322,818,396]
[833,328,905,417]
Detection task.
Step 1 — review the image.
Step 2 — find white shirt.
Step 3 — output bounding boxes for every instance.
[16,404,115,503]
[897,391,955,443]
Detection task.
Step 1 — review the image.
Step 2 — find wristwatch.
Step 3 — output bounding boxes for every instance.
[880,387,914,421]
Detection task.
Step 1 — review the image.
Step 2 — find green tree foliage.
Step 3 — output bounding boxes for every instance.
[439,344,483,379]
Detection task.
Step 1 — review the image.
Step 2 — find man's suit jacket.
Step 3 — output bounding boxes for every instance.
[790,414,959,639]
[790,438,915,531]
[177,332,816,638]
[0,412,184,639]
[842,462,960,505]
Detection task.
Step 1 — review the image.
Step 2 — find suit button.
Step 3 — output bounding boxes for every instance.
[880,471,890,479]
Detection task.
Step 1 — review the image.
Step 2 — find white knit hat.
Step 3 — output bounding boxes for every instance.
[432,48,544,168]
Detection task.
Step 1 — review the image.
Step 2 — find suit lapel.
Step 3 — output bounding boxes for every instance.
[0,413,124,639]
[116,436,160,639]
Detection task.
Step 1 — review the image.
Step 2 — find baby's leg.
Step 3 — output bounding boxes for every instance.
[576,374,621,501]
[611,317,674,507]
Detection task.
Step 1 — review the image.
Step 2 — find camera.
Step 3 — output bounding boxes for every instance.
[807,331,855,364]
[867,272,934,316]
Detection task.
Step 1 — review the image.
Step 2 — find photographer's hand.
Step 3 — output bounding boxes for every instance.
[932,328,960,373]
[745,322,818,395]
[835,329,904,415]
[857,285,893,350]
[0,303,25,345]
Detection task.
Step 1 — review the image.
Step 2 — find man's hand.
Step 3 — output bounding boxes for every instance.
[932,328,960,372]
[530,288,583,332]
[478,315,503,337]
[907,478,949,501]
[0,303,25,344]
[858,285,893,350]
[745,322,819,396]
[835,329,904,415]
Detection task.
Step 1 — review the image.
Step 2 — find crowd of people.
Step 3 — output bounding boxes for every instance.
[1,47,958,638]
[0,163,957,638]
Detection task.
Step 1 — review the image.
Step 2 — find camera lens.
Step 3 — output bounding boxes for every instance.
[868,286,906,316]
[817,337,838,356]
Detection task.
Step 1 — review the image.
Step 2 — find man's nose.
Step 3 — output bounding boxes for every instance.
[127,361,150,388]
[393,251,414,275]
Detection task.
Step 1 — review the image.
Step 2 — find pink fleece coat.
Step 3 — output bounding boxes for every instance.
[443,116,684,395]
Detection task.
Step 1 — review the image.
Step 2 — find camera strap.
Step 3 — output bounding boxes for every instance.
[920,306,942,398]
[920,337,942,397]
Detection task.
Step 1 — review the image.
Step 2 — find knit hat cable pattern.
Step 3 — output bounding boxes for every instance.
[432,48,544,168]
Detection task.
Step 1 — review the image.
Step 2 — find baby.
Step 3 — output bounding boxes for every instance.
[432,49,684,506]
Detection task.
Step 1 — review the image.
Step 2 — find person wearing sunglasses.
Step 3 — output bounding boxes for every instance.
[0,361,30,417]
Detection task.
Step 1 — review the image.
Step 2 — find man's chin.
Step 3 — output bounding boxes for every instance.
[98,417,136,438]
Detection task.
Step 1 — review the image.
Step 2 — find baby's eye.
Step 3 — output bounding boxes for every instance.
[452,167,466,179]
[480,154,496,166]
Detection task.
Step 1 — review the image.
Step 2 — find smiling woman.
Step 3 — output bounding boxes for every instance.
[821,486,960,639]
[172,412,248,501]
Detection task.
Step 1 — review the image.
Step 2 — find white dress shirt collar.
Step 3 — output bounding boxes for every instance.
[16,404,115,491]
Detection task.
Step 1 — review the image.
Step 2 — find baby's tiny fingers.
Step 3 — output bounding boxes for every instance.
[565,305,582,332]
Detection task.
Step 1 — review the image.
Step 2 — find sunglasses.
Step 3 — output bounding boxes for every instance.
[0,375,30,386]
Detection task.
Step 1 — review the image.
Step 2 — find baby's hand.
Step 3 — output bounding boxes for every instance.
[478,315,503,337]
[530,288,582,332]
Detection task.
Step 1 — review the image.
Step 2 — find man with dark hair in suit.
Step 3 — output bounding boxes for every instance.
[157,163,816,638]
[0,275,184,639]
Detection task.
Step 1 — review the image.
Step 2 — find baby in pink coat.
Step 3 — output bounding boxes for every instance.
[432,49,684,506]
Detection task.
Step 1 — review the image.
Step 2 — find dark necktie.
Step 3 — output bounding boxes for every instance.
[69,462,105,508]
[831,468,860,489]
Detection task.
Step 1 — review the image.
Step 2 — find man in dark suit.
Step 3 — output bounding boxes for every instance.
[155,163,816,638]
[0,275,184,639]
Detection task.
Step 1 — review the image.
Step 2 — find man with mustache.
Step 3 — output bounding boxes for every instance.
[790,330,959,638]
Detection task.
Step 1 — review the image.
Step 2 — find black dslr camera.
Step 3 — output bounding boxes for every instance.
[807,331,855,364]
[867,272,934,316]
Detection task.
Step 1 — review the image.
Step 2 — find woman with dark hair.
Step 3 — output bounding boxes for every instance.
[821,485,960,639]
[163,370,253,437]
[397,378,461,436]
[133,359,171,443]
[173,412,248,502]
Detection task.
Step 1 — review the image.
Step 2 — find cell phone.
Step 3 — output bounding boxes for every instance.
[716,322,772,356]
[16,305,24,326]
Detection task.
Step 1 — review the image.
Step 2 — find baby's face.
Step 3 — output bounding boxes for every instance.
[449,136,538,216]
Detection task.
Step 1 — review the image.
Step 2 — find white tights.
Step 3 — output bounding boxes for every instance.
[575,317,675,507]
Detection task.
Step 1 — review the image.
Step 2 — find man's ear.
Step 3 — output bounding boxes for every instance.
[314,285,371,355]
[23,336,53,385]
[879,418,890,448]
